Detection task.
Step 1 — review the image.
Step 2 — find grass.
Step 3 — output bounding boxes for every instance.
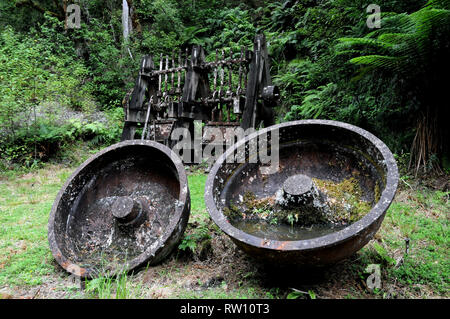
[188,173,208,222]
[0,161,448,299]
[383,190,449,294]
[0,166,73,286]
[347,187,449,298]
[84,267,145,299]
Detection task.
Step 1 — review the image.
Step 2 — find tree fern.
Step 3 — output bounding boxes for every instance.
[337,2,450,175]
[339,7,450,71]
[426,0,450,10]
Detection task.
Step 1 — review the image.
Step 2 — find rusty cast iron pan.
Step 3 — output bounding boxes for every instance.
[205,120,398,266]
[48,140,190,278]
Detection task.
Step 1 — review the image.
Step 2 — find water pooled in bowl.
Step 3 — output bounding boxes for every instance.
[221,142,379,241]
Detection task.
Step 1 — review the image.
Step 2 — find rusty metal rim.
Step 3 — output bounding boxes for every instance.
[48,140,188,278]
[205,120,399,252]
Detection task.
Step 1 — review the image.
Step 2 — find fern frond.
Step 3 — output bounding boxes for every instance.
[339,4,449,78]
[378,33,414,45]
[335,49,365,56]
[426,0,450,10]
[349,55,404,71]
[337,37,394,50]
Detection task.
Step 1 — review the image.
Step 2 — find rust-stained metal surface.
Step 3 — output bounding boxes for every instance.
[205,120,398,266]
[48,140,190,278]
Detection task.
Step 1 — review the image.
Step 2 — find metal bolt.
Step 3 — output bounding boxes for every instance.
[282,174,316,206]
[111,196,142,225]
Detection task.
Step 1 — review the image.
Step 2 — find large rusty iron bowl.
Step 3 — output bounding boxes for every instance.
[205,120,398,266]
[48,140,190,278]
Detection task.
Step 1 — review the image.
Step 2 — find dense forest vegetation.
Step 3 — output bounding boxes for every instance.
[1,0,449,175]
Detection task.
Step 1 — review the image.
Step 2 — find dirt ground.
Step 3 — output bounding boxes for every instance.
[0,229,440,300]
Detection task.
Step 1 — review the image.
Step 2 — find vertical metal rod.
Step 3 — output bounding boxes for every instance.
[219,107,223,123]
[164,55,169,93]
[213,49,218,92]
[228,48,233,94]
[177,50,182,100]
[142,97,153,140]
[158,53,163,94]
[227,48,233,122]
[184,48,189,96]
[219,50,225,122]
[171,52,175,91]
[219,49,225,95]
[238,47,244,94]
[244,47,248,90]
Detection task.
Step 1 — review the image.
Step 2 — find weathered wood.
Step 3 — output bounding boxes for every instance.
[182,46,210,103]
[258,34,275,127]
[121,122,137,141]
[129,55,154,110]
[241,34,266,130]
[122,34,278,146]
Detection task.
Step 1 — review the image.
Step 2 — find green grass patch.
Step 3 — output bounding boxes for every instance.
[383,191,449,294]
[188,173,208,222]
[355,188,449,296]
[0,165,71,286]
[177,173,213,254]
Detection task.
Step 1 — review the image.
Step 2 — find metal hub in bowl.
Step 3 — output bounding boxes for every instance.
[205,120,398,266]
[48,140,190,278]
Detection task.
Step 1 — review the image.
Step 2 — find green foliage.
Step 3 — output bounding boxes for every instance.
[178,174,213,256]
[76,18,135,108]
[178,224,211,253]
[337,7,450,77]
[372,242,397,266]
[0,23,104,168]
[0,25,90,134]
[383,194,449,294]
[268,0,448,159]
[0,116,121,167]
[336,2,450,171]
[195,5,257,57]
[286,289,317,299]
[85,267,133,299]
[1,0,448,170]
[285,83,338,120]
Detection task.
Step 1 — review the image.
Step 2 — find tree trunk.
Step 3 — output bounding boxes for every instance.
[122,0,133,42]
[408,105,444,176]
